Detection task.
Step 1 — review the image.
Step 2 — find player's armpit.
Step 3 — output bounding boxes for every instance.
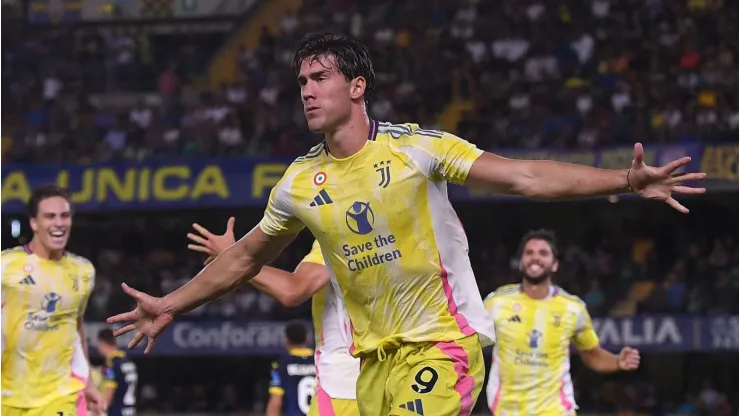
[251,262,329,308]
[465,152,630,200]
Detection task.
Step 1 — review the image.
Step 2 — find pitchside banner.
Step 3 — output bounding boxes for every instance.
[2,143,736,213]
[84,316,737,356]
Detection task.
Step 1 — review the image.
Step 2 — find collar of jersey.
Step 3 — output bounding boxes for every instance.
[288,347,314,357]
[323,118,378,162]
[519,283,558,299]
[23,243,67,261]
[105,350,126,366]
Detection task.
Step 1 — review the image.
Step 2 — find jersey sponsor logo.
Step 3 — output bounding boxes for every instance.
[399,399,424,415]
[374,160,391,188]
[18,275,36,285]
[345,201,374,235]
[42,292,62,313]
[309,189,333,207]
[25,292,63,331]
[527,329,542,348]
[341,234,402,272]
[313,172,327,186]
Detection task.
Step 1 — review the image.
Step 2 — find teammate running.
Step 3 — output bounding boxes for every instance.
[108,33,704,416]
[485,230,640,415]
[98,329,138,416]
[268,322,316,416]
[1,184,106,416]
[187,218,359,416]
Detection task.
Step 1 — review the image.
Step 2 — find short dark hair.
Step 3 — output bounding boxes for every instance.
[27,184,71,218]
[97,328,117,346]
[291,32,375,105]
[285,322,308,346]
[517,229,559,259]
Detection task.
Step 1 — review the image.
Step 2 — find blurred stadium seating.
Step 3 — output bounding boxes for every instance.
[1,0,737,414]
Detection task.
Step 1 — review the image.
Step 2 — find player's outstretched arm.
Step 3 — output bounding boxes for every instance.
[466,143,706,213]
[107,226,296,353]
[252,262,329,307]
[579,346,641,373]
[187,218,330,307]
[164,226,297,316]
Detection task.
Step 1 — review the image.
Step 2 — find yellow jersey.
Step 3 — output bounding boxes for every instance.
[1,245,95,408]
[302,240,359,399]
[259,120,495,357]
[484,284,600,416]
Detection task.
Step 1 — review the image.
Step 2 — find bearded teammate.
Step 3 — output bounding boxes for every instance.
[1,185,106,416]
[187,218,359,416]
[485,230,641,415]
[108,33,704,416]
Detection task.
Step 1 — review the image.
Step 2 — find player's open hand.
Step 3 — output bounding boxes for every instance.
[627,143,706,213]
[187,217,237,265]
[617,346,640,371]
[84,383,107,415]
[106,283,173,354]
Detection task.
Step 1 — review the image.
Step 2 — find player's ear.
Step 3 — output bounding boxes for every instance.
[29,217,38,233]
[350,76,366,101]
[552,260,559,273]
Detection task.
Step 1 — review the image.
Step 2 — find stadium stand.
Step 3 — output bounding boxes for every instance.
[1,0,737,414]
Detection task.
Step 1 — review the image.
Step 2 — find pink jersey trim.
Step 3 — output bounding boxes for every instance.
[437,341,475,416]
[559,380,574,412]
[489,356,502,414]
[316,385,336,416]
[77,391,88,416]
[348,322,356,355]
[438,256,475,336]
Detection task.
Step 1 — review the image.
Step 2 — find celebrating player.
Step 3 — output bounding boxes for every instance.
[485,230,641,415]
[108,33,704,416]
[187,218,359,416]
[1,184,106,416]
[267,322,317,416]
[98,329,138,416]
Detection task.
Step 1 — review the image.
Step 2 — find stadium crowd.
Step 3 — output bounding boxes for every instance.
[2,0,737,163]
[1,0,737,415]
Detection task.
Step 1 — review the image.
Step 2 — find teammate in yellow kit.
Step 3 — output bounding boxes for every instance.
[108,33,704,416]
[187,218,360,416]
[485,230,640,415]
[1,185,106,416]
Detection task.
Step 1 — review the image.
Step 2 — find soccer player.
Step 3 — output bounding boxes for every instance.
[108,33,704,416]
[98,329,138,416]
[485,230,641,415]
[187,218,359,416]
[1,184,106,416]
[268,322,317,416]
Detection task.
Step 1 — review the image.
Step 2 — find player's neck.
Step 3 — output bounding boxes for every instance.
[521,280,553,300]
[27,239,64,261]
[323,114,371,159]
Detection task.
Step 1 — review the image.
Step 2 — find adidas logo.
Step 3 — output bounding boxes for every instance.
[399,399,424,415]
[19,275,36,285]
[508,315,521,323]
[309,189,334,207]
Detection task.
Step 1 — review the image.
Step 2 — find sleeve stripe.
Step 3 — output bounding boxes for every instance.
[268,387,285,396]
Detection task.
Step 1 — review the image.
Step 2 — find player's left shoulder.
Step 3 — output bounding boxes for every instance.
[376,121,447,144]
[65,252,95,273]
[555,286,587,309]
